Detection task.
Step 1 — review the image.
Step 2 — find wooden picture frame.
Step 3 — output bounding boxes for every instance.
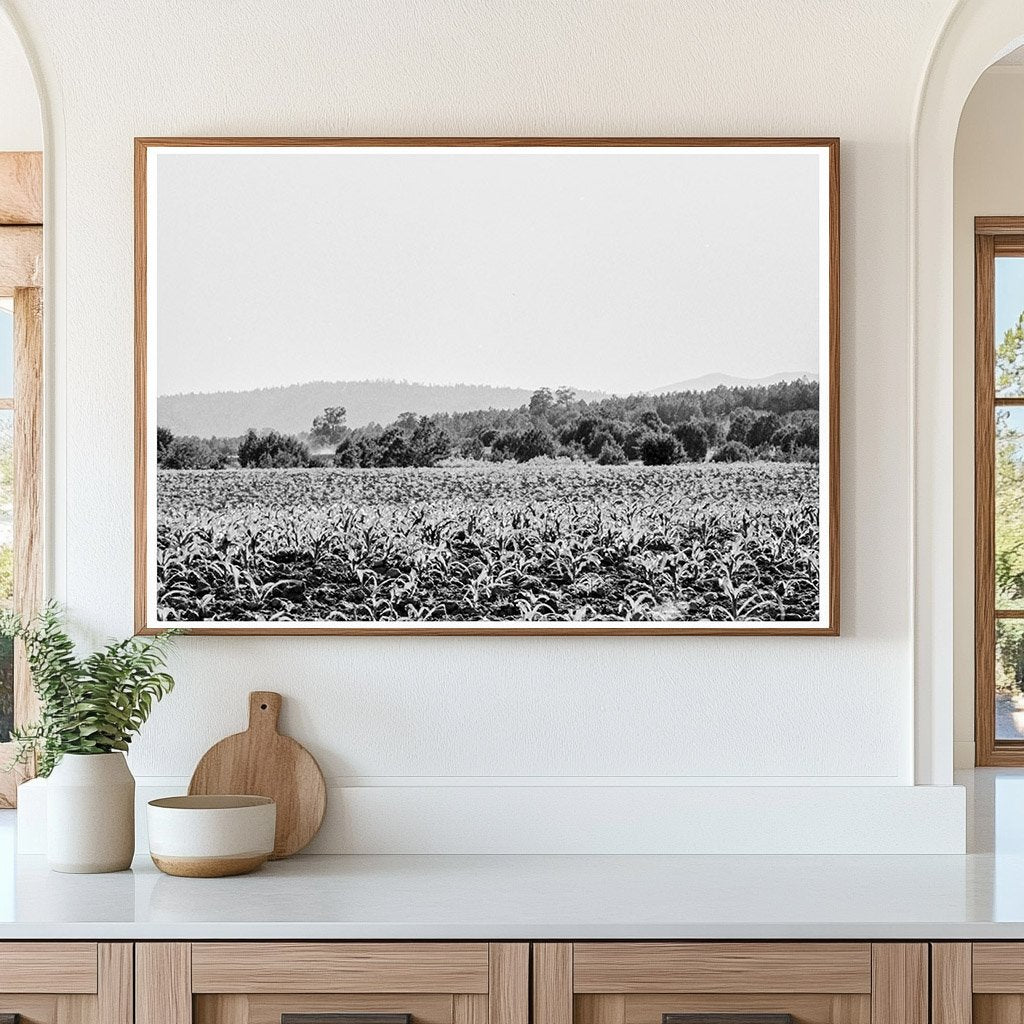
[135,137,840,636]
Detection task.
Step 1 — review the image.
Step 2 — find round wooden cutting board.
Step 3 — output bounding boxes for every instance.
[188,691,327,859]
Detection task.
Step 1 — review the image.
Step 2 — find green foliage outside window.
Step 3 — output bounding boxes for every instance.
[995,311,1024,693]
[0,634,12,743]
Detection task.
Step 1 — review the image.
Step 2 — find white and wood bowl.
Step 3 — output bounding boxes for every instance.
[147,795,277,877]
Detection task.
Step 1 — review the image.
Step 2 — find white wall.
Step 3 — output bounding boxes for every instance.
[952,66,1024,768]
[1,0,972,851]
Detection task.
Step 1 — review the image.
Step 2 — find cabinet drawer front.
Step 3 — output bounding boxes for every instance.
[192,943,491,994]
[573,944,872,994]
[974,944,1024,992]
[0,943,97,994]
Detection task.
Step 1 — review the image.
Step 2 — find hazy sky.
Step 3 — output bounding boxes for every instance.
[153,146,825,397]
[997,257,1024,339]
[0,308,12,396]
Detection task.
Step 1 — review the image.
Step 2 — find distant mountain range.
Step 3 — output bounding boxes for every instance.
[158,380,605,436]
[650,371,819,394]
[158,372,819,438]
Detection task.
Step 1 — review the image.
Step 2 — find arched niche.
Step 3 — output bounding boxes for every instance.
[914,1,1024,784]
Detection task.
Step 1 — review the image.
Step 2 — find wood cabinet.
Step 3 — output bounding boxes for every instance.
[931,943,1024,1024]
[0,938,965,1024]
[533,944,928,1024]
[0,943,132,1024]
[136,944,528,1024]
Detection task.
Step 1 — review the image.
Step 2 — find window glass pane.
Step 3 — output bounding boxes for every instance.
[997,407,1024,609]
[0,635,11,743]
[0,409,12,742]
[996,257,1024,397]
[998,619,1024,740]
[0,306,12,398]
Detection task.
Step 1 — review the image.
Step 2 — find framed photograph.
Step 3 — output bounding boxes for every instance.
[135,137,839,635]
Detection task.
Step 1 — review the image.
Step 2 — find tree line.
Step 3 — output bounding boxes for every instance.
[157,379,820,471]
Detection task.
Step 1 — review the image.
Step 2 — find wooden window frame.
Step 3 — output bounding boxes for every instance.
[975,216,1024,765]
[0,151,43,807]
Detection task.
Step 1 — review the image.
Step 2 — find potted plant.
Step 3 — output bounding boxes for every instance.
[1,604,177,873]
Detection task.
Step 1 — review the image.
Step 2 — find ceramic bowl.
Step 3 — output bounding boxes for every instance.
[147,795,276,877]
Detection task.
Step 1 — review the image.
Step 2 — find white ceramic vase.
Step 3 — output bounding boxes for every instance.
[46,752,135,873]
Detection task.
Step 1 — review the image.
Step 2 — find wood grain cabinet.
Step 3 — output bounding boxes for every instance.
[0,943,132,1024]
[0,937,956,1024]
[933,943,1024,1024]
[533,944,929,1024]
[136,944,528,1024]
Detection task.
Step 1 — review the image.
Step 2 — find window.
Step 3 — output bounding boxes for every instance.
[974,219,1024,764]
[0,149,43,806]
[0,288,42,805]
[0,299,11,741]
[0,303,12,745]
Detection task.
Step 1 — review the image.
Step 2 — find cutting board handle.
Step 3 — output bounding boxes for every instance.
[248,691,282,734]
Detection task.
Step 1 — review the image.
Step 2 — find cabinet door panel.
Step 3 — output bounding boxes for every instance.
[622,993,871,1024]
[0,943,129,1024]
[574,992,871,1024]
[974,995,1024,1024]
[210,993,456,1024]
[534,944,924,1024]
[0,994,61,1024]
[575,996,625,1024]
[956,942,1024,1024]
[141,943,526,1024]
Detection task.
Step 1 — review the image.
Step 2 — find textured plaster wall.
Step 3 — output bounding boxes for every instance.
[0,0,958,798]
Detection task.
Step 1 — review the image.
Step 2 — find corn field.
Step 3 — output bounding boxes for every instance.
[155,461,820,623]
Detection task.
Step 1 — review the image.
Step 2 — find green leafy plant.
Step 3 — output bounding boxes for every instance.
[0,603,178,777]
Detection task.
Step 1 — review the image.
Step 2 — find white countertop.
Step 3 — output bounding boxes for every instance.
[0,769,1020,941]
[0,848,1019,940]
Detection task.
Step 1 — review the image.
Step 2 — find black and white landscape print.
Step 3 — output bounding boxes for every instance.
[141,141,835,632]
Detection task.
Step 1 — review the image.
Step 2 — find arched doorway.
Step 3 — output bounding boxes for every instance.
[914,1,1024,785]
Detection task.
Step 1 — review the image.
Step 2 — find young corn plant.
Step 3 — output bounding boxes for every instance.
[156,461,821,624]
